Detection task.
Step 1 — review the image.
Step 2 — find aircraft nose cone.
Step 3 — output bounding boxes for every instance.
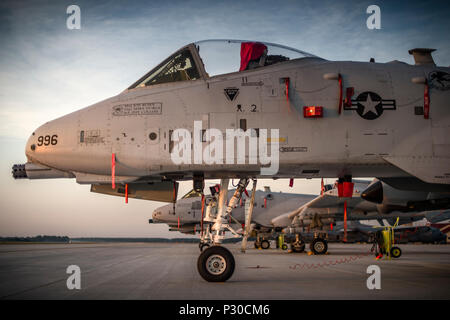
[151,209,163,222]
[25,131,37,161]
[361,181,383,204]
[25,122,51,163]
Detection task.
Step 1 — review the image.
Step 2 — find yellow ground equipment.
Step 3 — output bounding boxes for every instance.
[277,234,288,250]
[372,217,402,260]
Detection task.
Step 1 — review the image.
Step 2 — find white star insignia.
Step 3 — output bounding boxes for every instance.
[360,94,381,116]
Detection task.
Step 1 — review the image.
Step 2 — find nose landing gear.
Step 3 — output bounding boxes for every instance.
[197,178,255,282]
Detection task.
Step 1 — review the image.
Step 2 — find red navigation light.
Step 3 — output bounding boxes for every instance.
[303,106,323,118]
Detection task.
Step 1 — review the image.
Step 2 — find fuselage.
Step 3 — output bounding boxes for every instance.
[21,41,450,187]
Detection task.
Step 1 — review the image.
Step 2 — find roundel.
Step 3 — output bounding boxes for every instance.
[354,91,384,120]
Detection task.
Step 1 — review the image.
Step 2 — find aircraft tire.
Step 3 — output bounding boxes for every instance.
[390,246,402,258]
[197,246,235,282]
[291,242,305,253]
[310,238,328,255]
[200,243,210,252]
[254,241,261,249]
[261,240,270,249]
[281,244,288,250]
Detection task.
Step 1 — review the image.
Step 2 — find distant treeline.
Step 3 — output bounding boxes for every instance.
[0,236,248,244]
[0,235,70,243]
[70,237,246,243]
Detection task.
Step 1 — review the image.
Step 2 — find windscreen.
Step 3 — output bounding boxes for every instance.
[129,48,201,89]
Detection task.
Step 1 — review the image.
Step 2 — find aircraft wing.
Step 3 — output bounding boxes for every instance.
[383,156,450,185]
[382,209,450,226]
[271,190,366,227]
[425,209,450,223]
[294,190,368,219]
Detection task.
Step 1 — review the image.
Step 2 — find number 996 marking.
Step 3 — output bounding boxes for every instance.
[37,135,58,146]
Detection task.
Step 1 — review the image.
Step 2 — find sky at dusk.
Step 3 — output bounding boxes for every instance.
[0,0,449,237]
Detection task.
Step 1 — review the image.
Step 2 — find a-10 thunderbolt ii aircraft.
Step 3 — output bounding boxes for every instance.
[151,179,450,253]
[150,184,316,250]
[332,221,447,245]
[12,39,450,282]
[150,185,315,234]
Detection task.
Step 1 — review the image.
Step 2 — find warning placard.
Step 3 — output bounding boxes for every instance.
[112,103,162,116]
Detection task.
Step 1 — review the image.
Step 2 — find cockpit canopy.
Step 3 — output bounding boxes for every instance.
[128,39,319,89]
[196,39,318,76]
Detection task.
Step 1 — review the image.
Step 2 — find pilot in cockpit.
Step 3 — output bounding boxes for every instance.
[239,42,289,71]
[240,42,267,71]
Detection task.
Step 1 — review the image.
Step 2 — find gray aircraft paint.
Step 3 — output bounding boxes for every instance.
[14,40,450,196]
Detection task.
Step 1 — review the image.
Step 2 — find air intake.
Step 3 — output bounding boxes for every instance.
[408,48,436,66]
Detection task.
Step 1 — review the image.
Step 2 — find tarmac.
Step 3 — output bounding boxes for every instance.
[0,242,449,299]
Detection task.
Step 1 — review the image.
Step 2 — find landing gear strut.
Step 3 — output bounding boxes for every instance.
[197,178,253,282]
